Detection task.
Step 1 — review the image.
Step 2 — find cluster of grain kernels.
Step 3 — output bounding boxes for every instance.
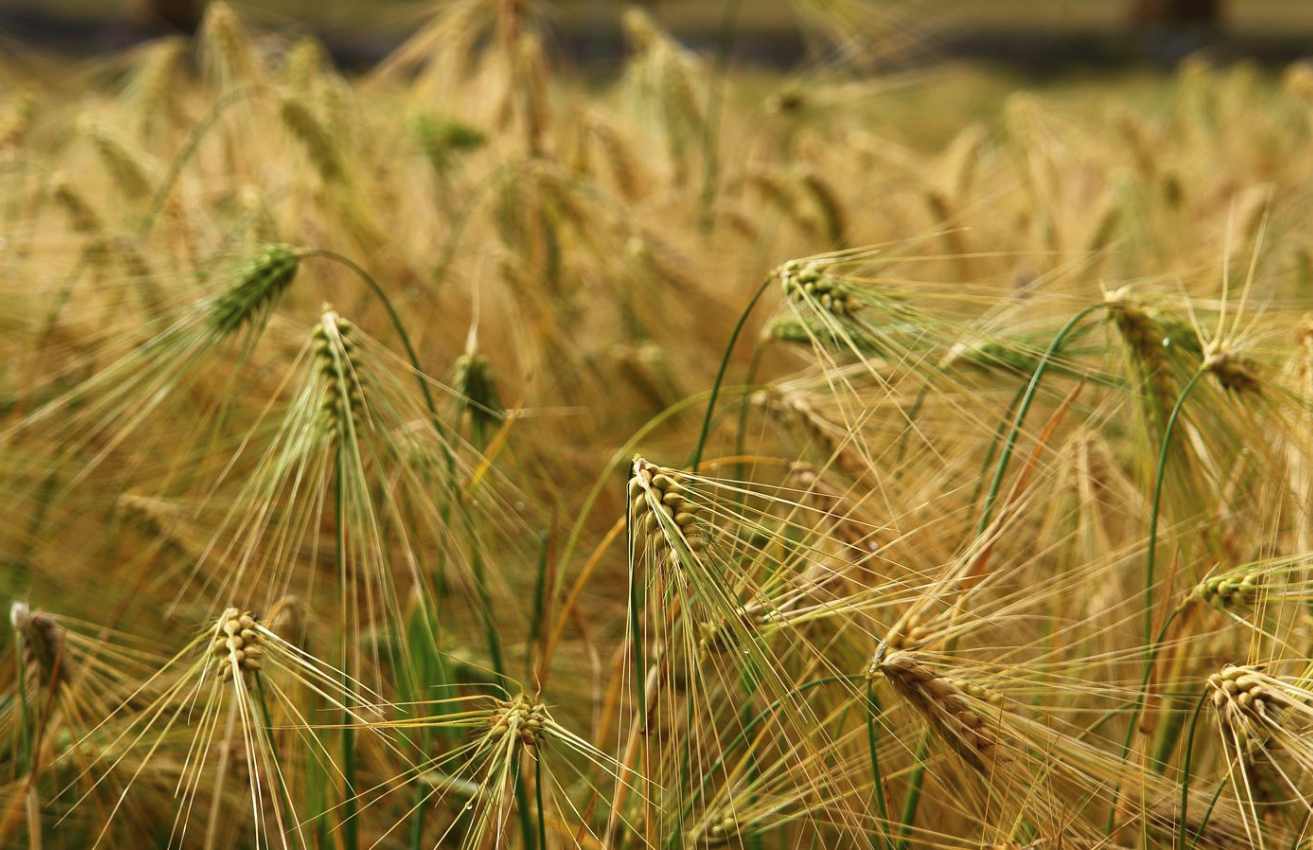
[1197,572,1261,610]
[212,609,264,681]
[10,603,72,691]
[779,261,854,317]
[884,611,931,652]
[489,694,548,748]
[312,316,364,439]
[628,458,706,554]
[878,650,998,771]
[1208,665,1283,729]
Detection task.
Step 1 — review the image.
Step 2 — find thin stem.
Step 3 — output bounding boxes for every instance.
[336,445,359,850]
[977,304,1101,535]
[864,685,893,850]
[690,275,774,473]
[139,86,273,238]
[1144,369,1206,648]
[896,733,931,850]
[534,753,548,850]
[1177,689,1210,850]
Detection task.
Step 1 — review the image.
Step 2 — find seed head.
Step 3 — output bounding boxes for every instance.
[874,650,1000,773]
[11,602,72,692]
[779,261,855,317]
[212,608,264,682]
[1196,571,1261,610]
[628,457,707,556]
[488,694,549,749]
[312,311,365,440]
[1208,665,1287,742]
[208,244,301,335]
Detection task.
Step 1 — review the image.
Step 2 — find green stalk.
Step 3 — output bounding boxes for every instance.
[1177,689,1209,850]
[1143,369,1206,648]
[690,275,775,473]
[896,733,930,850]
[336,445,359,850]
[899,305,1100,837]
[864,685,893,850]
[977,304,1101,535]
[1189,782,1226,850]
[1103,368,1206,834]
[534,754,548,850]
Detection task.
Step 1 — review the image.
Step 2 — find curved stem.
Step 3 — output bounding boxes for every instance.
[977,304,1101,536]
[302,250,444,437]
[690,275,774,473]
[1143,369,1206,648]
[897,733,931,850]
[1177,689,1210,850]
[139,86,273,239]
[865,684,893,850]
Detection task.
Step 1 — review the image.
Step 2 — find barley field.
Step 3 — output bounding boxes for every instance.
[6,2,1313,849]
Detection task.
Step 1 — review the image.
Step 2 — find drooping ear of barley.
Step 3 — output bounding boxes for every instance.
[10,602,71,694]
[207,243,301,334]
[873,649,1001,773]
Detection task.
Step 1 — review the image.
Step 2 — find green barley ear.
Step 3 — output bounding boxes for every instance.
[312,310,365,441]
[1195,570,1262,610]
[628,456,707,556]
[207,244,301,335]
[410,111,486,173]
[453,352,504,447]
[779,260,856,318]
